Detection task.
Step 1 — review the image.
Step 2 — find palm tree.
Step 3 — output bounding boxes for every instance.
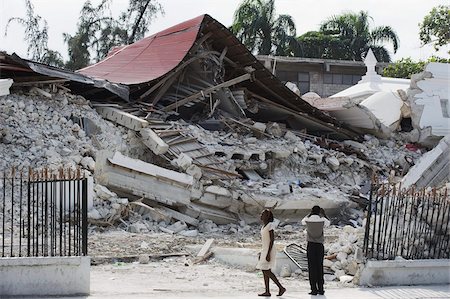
[320,11,399,62]
[231,0,296,56]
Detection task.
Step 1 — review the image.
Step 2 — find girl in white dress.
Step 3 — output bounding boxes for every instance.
[256,209,286,297]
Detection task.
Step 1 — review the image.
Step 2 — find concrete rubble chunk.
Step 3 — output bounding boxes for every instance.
[0,79,13,96]
[96,107,148,131]
[171,153,193,170]
[140,127,169,155]
[252,122,266,133]
[402,135,450,189]
[326,156,340,171]
[95,151,193,207]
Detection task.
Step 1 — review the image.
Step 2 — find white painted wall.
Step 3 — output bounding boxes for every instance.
[359,259,450,286]
[0,256,90,296]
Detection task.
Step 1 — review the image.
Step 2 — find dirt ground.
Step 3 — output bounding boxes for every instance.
[87,225,343,258]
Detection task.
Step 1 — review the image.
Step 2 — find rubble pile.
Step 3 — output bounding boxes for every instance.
[0,88,136,171]
[1,86,424,231]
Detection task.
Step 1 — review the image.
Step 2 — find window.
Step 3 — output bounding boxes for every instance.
[343,74,353,85]
[332,74,342,84]
[276,71,310,94]
[324,73,362,85]
[298,72,310,94]
[276,71,297,83]
[352,75,362,84]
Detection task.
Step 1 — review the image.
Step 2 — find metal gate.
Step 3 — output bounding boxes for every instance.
[1,167,88,257]
[363,182,449,260]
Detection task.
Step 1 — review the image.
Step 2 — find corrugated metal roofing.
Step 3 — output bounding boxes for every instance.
[77,14,360,139]
[78,15,204,85]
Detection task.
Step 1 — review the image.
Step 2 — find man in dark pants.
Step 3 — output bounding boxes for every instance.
[302,206,330,295]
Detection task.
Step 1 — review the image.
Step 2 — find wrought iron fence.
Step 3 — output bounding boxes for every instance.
[1,168,88,257]
[363,181,449,260]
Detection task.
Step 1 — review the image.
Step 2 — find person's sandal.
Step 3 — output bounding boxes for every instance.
[277,287,286,296]
[258,292,271,296]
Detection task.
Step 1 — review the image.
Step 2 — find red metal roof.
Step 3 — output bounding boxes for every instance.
[78,15,205,85]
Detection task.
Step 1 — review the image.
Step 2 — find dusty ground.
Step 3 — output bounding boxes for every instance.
[87,225,343,258]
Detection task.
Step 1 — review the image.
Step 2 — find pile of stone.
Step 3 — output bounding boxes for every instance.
[0,86,423,231]
[324,225,365,284]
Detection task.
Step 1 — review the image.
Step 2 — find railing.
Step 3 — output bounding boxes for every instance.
[1,168,88,257]
[363,181,449,260]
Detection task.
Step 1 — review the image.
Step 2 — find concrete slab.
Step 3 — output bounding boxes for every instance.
[96,107,148,131]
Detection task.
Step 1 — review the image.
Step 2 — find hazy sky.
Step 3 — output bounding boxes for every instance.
[1,0,448,62]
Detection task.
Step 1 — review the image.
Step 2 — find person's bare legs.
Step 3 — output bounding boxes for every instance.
[258,270,271,296]
[265,270,286,296]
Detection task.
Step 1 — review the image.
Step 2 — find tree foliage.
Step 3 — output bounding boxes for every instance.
[231,0,296,56]
[64,0,163,70]
[419,5,450,52]
[296,31,350,59]
[383,56,449,79]
[319,11,399,62]
[5,0,64,67]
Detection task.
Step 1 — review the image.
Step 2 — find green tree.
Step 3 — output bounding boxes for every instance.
[419,5,450,53]
[383,58,425,79]
[383,56,449,79]
[296,31,350,59]
[231,0,296,55]
[64,0,163,70]
[320,11,399,62]
[5,0,64,67]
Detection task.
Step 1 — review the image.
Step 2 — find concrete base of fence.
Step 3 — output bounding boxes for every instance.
[0,256,90,296]
[359,259,450,286]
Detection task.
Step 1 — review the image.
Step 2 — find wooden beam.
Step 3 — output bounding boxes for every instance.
[197,238,214,257]
[162,73,251,112]
[138,51,215,101]
[150,71,181,105]
[13,79,67,86]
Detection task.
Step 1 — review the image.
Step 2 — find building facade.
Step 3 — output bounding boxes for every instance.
[257,55,388,97]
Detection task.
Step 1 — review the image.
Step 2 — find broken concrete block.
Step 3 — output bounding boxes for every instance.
[181,203,238,225]
[87,208,102,220]
[171,153,193,170]
[253,122,266,132]
[279,265,292,277]
[266,122,283,137]
[94,184,116,200]
[284,130,300,142]
[197,185,233,209]
[343,140,368,152]
[81,156,96,171]
[179,229,199,237]
[96,107,148,131]
[140,128,169,155]
[339,275,354,283]
[186,164,202,180]
[309,153,323,164]
[273,148,292,159]
[95,151,193,207]
[277,183,291,195]
[326,156,340,171]
[0,79,13,96]
[139,254,150,264]
[167,221,188,234]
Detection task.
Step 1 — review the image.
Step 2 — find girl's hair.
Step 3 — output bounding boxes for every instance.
[263,209,274,222]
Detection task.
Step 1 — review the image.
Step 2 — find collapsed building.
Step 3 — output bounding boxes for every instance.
[1,14,447,229]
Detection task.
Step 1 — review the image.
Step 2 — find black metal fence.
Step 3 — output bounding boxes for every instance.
[1,168,88,257]
[363,182,449,260]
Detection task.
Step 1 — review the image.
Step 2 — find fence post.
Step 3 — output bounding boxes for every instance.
[81,178,88,256]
